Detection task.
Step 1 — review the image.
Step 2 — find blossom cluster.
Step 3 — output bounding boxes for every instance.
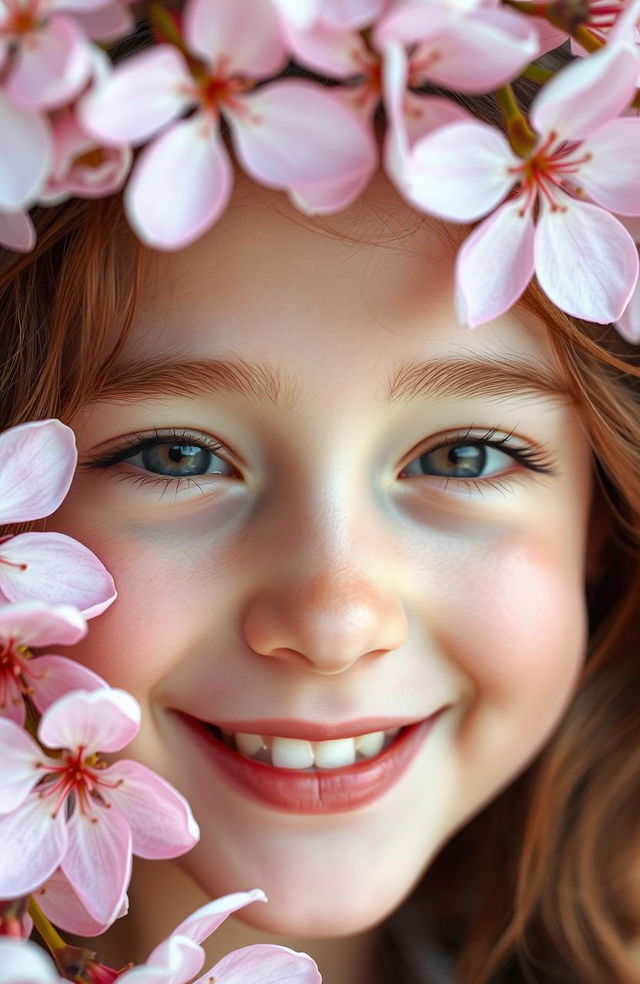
[1,0,640,337]
[0,419,321,983]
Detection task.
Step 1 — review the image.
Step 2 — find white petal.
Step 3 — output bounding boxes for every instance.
[535,196,639,322]
[0,794,67,896]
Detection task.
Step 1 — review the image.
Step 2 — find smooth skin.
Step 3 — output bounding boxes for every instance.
[49,171,597,980]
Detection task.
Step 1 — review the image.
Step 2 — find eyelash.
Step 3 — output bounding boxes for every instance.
[81,426,557,496]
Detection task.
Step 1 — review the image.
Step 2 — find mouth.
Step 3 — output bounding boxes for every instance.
[209,725,401,770]
[178,712,445,814]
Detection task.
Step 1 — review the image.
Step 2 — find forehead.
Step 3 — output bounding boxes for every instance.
[124,170,561,387]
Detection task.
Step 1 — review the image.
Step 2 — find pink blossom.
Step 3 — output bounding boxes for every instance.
[80,0,376,249]
[384,40,640,325]
[40,104,131,204]
[0,0,108,109]
[0,90,52,211]
[272,0,386,31]
[0,688,199,928]
[374,0,540,94]
[33,867,129,936]
[117,891,322,984]
[0,419,116,616]
[0,601,105,725]
[0,938,64,984]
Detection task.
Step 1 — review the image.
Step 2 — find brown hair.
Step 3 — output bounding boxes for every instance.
[2,78,640,984]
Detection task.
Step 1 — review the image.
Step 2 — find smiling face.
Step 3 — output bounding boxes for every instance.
[49,172,594,937]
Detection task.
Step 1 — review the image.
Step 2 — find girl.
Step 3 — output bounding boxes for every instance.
[1,15,640,984]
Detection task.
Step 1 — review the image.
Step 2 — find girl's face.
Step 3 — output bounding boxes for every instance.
[50,173,595,937]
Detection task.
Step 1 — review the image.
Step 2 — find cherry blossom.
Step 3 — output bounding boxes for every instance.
[117,891,322,984]
[33,867,128,936]
[0,688,199,928]
[79,0,377,248]
[0,0,108,109]
[0,601,107,725]
[272,0,386,32]
[384,39,640,325]
[0,419,116,617]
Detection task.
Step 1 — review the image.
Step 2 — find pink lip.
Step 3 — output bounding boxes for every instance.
[201,716,424,741]
[178,711,444,814]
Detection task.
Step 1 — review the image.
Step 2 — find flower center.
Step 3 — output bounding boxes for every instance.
[0,638,35,709]
[38,748,122,820]
[509,131,592,214]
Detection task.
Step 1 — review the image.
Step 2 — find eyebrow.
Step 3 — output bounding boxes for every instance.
[93,358,289,407]
[92,354,571,408]
[387,356,571,404]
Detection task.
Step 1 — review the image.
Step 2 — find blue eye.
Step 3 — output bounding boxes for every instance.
[404,442,510,480]
[127,443,233,478]
[401,434,556,482]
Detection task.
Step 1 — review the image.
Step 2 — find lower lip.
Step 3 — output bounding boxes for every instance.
[180,714,441,814]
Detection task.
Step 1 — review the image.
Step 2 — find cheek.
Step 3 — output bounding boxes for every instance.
[440,530,588,799]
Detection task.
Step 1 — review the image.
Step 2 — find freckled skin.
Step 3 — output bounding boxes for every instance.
[49,171,595,958]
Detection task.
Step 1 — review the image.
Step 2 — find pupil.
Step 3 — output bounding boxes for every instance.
[142,444,211,476]
[448,445,485,477]
[421,443,487,477]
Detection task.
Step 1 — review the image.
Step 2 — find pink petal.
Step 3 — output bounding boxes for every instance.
[270,0,319,30]
[322,0,386,29]
[456,197,536,328]
[0,419,76,525]
[535,196,639,322]
[184,0,286,77]
[615,262,640,342]
[29,655,107,715]
[0,717,45,812]
[0,532,116,618]
[0,793,67,896]
[0,600,86,647]
[62,802,131,926]
[124,115,233,249]
[228,80,376,189]
[102,760,199,858]
[419,9,539,93]
[7,15,92,109]
[531,43,640,140]
[0,209,35,251]
[71,1,134,41]
[290,167,373,214]
[0,939,61,984]
[35,868,128,936]
[0,92,52,209]
[0,676,26,726]
[38,688,140,754]
[154,891,267,951]
[402,120,516,221]
[201,945,321,984]
[42,107,132,205]
[376,2,537,90]
[139,936,205,984]
[579,118,640,215]
[79,45,193,145]
[283,21,370,77]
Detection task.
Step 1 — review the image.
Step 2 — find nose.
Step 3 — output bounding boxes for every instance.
[241,511,408,675]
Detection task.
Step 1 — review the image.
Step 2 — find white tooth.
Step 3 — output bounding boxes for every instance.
[356,731,385,758]
[271,737,314,769]
[314,738,356,769]
[235,732,264,757]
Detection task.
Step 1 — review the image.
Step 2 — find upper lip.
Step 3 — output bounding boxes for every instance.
[181,712,443,742]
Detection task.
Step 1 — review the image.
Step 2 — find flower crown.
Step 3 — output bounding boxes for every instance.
[2,0,640,340]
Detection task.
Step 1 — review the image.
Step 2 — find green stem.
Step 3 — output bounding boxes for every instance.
[27,896,66,955]
[146,1,188,53]
[572,24,604,51]
[495,84,537,157]
[502,0,549,16]
[521,63,555,85]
